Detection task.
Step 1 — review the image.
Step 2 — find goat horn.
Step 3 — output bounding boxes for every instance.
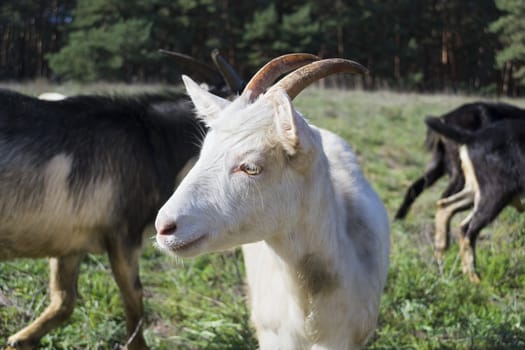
[243,53,320,101]
[158,49,223,86]
[270,58,368,100]
[211,49,245,94]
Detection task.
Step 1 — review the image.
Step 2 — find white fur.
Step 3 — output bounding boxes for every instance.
[38,92,66,101]
[155,75,390,349]
[0,154,115,259]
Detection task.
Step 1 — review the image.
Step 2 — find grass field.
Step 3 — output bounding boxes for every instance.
[1,83,525,349]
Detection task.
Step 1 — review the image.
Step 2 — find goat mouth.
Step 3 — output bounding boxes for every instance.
[168,234,208,252]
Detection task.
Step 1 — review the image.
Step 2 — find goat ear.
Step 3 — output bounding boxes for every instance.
[270,89,311,156]
[182,75,230,123]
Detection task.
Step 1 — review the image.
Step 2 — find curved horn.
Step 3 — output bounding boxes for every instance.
[159,49,223,86]
[269,58,368,100]
[242,53,320,101]
[211,49,245,94]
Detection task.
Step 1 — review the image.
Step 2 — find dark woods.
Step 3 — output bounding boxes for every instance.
[1,0,524,96]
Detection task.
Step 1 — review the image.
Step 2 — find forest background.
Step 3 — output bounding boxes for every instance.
[1,0,525,96]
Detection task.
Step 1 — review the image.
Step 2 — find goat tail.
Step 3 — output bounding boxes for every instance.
[424,118,440,151]
[424,117,475,144]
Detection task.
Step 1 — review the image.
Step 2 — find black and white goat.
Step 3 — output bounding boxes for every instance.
[395,102,525,222]
[425,116,525,282]
[0,90,204,350]
[1,50,244,350]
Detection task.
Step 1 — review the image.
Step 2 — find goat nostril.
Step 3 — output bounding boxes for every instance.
[158,222,177,236]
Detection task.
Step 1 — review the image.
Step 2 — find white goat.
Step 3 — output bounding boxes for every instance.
[155,56,390,350]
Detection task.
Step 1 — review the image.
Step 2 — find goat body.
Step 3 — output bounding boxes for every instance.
[395,102,525,221]
[241,127,390,349]
[426,117,525,282]
[155,72,390,349]
[0,89,204,350]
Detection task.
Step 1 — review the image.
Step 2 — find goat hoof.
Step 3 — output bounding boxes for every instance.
[434,248,445,260]
[6,338,37,350]
[120,346,150,350]
[117,340,150,350]
[468,271,481,284]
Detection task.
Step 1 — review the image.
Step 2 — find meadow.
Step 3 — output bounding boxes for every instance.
[1,83,524,349]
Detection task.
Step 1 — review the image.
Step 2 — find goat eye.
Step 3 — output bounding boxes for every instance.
[240,163,262,175]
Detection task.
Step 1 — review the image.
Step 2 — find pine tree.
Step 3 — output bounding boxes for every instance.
[490,0,525,93]
[47,0,152,81]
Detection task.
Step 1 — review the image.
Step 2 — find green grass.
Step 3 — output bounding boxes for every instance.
[1,84,525,349]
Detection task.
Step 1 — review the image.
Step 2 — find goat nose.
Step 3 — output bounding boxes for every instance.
[157,221,177,236]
